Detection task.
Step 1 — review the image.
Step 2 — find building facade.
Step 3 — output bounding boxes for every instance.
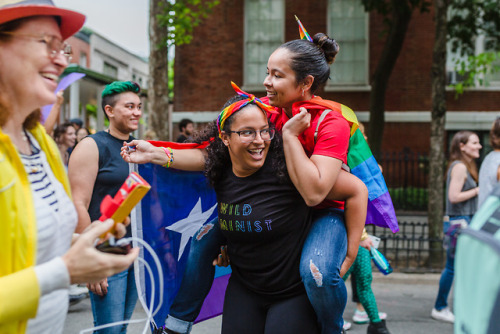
[60,28,149,133]
[172,0,500,155]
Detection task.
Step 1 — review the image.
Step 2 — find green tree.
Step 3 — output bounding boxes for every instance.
[149,0,219,141]
[361,0,431,158]
[428,0,500,266]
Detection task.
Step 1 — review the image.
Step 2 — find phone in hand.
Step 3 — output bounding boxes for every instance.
[96,172,150,254]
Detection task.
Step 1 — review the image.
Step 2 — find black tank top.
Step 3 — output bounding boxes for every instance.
[88,131,133,236]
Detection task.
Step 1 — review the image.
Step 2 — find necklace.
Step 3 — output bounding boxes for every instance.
[20,129,28,142]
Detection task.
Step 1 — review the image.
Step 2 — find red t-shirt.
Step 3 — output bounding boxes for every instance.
[264,96,350,210]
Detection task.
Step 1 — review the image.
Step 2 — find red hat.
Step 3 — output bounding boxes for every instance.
[0,0,85,40]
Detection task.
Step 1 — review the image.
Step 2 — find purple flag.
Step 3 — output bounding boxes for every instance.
[41,72,86,123]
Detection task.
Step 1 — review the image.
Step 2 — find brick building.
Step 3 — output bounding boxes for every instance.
[172,0,500,155]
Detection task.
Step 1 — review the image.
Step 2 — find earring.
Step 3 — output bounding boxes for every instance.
[302,89,305,97]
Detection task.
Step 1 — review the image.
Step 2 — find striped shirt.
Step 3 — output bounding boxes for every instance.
[21,132,77,334]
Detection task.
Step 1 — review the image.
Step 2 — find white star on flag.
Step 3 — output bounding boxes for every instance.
[166,197,218,260]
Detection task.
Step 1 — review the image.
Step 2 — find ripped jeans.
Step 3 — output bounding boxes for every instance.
[166,209,347,334]
[301,209,348,333]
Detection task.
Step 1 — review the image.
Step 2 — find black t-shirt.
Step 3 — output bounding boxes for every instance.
[214,156,312,298]
[88,131,133,235]
[176,134,188,143]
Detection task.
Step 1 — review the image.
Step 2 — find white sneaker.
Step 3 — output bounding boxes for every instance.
[431,307,455,323]
[343,319,352,331]
[352,308,387,324]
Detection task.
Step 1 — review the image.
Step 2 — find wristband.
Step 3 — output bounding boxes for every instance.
[161,147,174,168]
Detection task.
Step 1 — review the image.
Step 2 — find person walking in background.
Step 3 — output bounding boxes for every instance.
[53,121,76,167]
[69,81,142,333]
[75,126,90,144]
[431,130,481,323]
[478,117,500,208]
[69,117,83,132]
[176,118,194,143]
[0,1,138,333]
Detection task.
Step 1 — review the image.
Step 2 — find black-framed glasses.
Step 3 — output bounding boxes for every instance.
[226,128,275,143]
[0,32,72,61]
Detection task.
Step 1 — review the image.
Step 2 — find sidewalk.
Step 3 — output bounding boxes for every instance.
[65,272,454,334]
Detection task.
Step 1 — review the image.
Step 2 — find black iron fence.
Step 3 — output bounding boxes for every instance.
[379,150,429,211]
[366,220,444,273]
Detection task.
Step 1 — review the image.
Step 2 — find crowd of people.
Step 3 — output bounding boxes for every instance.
[1,1,499,334]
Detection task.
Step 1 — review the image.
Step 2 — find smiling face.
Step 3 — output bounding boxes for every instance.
[461,134,482,160]
[0,17,68,116]
[263,48,305,114]
[63,125,76,147]
[105,91,142,135]
[221,105,271,177]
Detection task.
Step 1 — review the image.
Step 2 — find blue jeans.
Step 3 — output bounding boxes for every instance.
[300,209,347,334]
[434,215,472,310]
[90,267,138,334]
[166,210,347,334]
[166,218,226,333]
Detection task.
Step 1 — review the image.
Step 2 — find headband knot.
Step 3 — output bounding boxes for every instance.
[217,82,277,138]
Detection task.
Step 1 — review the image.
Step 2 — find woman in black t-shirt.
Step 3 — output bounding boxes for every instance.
[122,92,319,334]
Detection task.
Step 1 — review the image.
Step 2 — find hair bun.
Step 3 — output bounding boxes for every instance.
[313,33,339,65]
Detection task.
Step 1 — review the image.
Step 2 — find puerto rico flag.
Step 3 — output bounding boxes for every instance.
[131,157,230,328]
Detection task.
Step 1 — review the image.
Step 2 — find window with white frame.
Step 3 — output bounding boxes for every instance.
[483,37,500,86]
[446,36,500,87]
[327,0,369,86]
[244,0,284,89]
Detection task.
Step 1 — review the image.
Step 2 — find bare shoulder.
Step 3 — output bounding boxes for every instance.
[450,161,467,178]
[68,137,98,169]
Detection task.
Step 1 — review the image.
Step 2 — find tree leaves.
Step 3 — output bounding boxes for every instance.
[157,0,220,47]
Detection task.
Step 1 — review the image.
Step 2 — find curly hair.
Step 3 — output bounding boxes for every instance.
[192,95,289,187]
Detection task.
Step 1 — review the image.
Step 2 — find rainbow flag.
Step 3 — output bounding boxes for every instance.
[287,98,399,233]
[131,149,229,328]
[347,129,399,232]
[295,15,312,42]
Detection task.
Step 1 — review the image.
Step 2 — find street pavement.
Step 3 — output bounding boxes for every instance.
[64,272,454,334]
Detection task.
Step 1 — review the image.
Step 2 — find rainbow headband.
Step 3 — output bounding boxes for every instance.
[217,82,277,138]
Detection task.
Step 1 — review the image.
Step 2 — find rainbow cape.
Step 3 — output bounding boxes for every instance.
[267,96,399,233]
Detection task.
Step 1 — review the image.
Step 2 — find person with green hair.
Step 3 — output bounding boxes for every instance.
[69,81,142,333]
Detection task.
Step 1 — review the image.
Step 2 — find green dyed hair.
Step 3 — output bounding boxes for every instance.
[101,81,140,120]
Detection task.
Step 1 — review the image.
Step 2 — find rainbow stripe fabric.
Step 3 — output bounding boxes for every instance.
[217,82,277,138]
[287,98,399,233]
[295,15,312,42]
[347,128,399,232]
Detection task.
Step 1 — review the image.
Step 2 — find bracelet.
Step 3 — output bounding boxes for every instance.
[161,147,174,168]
